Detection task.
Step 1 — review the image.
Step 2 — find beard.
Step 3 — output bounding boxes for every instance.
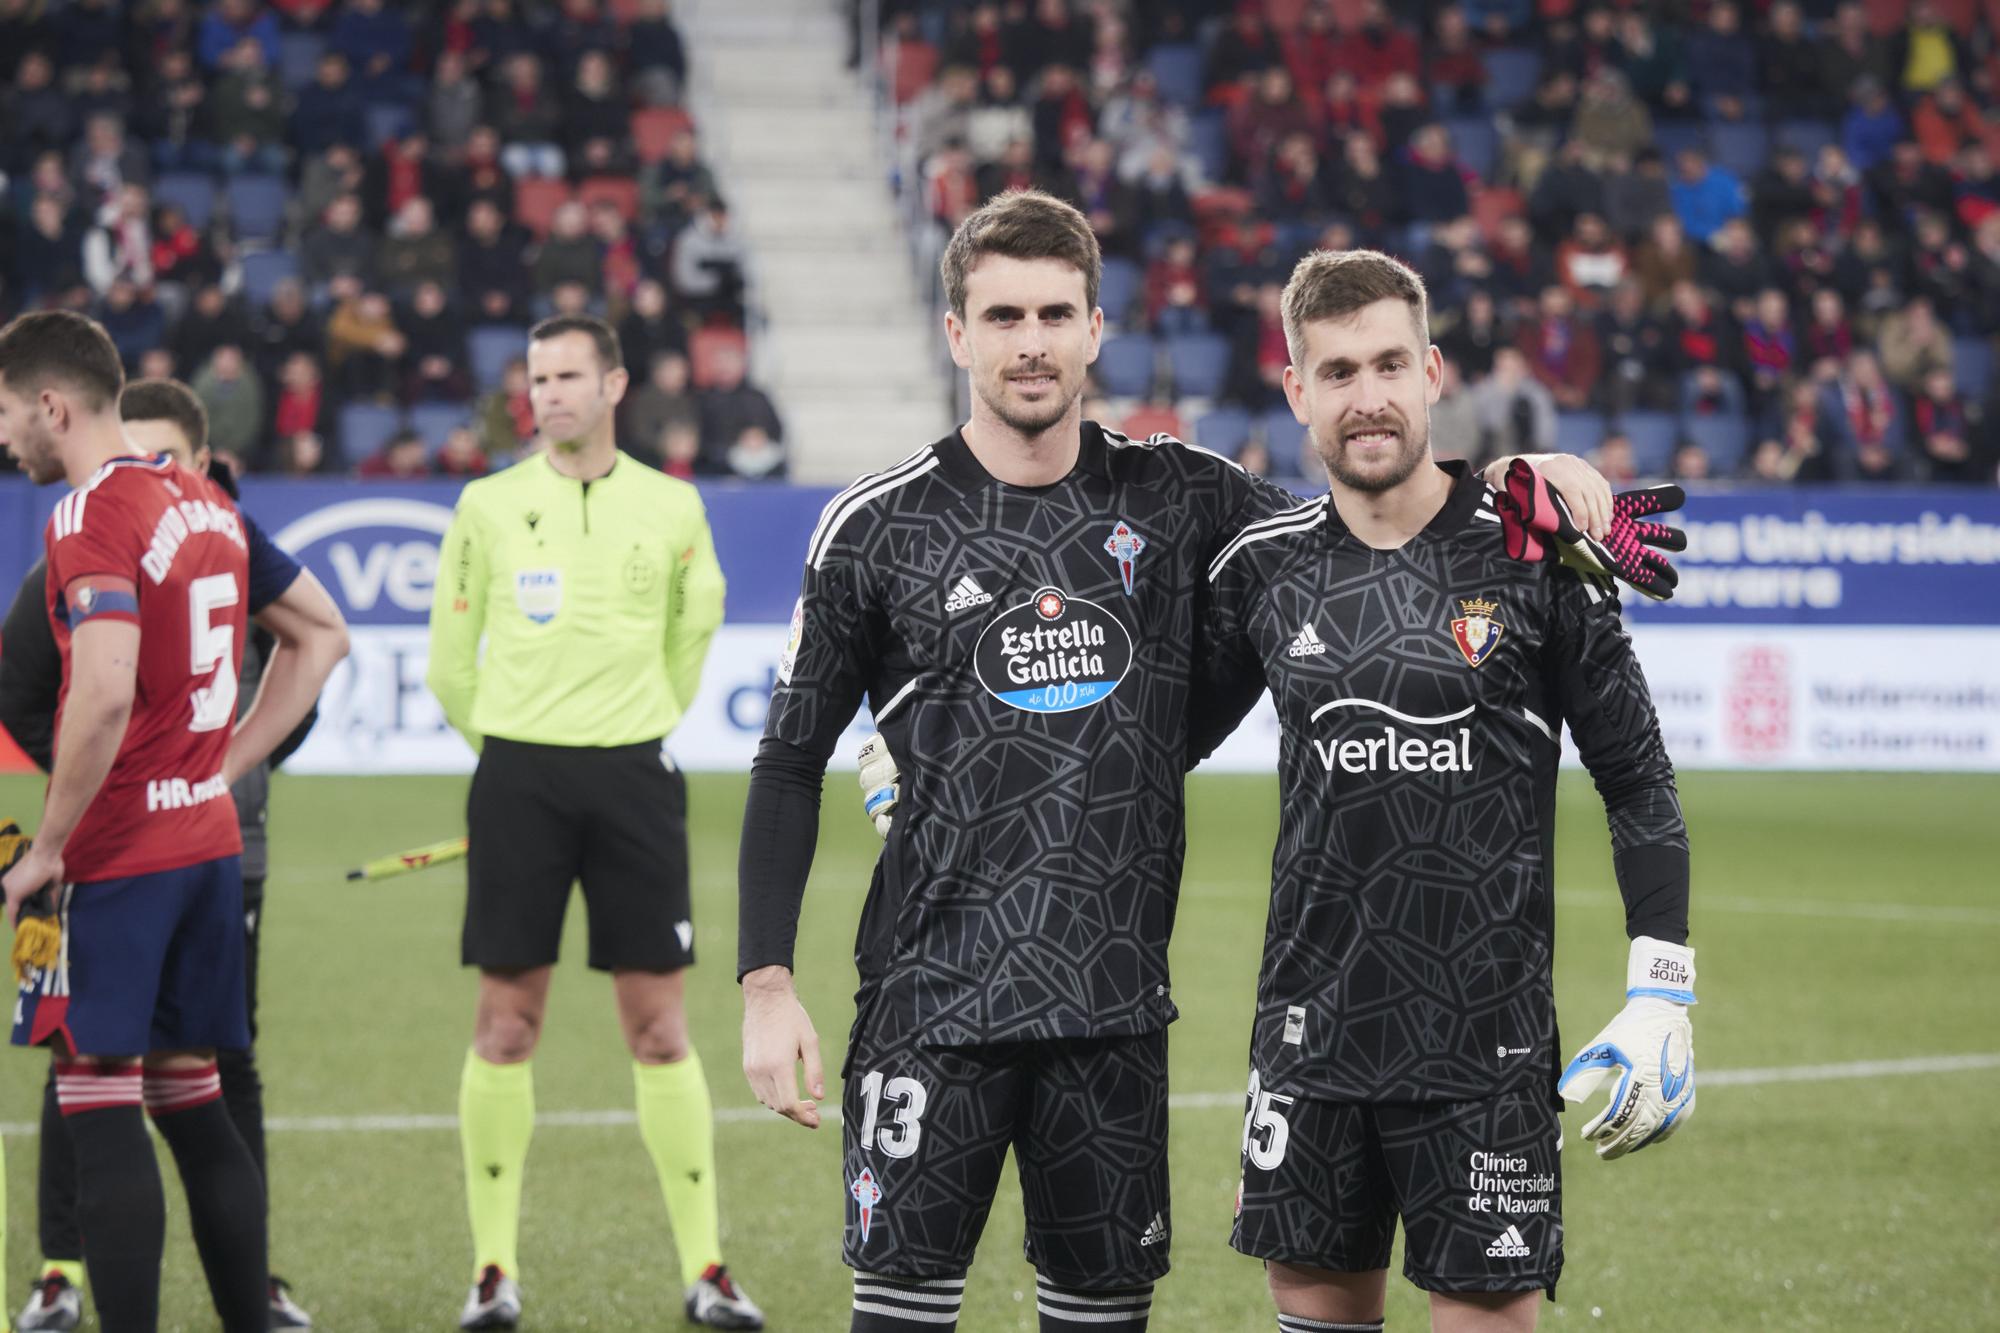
[1315,408,1430,494]
[7,416,64,485]
[977,361,1081,438]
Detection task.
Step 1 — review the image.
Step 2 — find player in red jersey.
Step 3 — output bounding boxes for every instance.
[0,312,339,1333]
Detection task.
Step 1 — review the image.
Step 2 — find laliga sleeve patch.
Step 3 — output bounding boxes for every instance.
[777,597,804,686]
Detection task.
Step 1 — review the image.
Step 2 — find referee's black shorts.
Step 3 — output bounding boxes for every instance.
[463,736,695,973]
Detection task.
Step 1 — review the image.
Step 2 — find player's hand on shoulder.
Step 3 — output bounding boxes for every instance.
[1559,937,1697,1160]
[1485,452,1612,540]
[741,965,826,1129]
[857,732,900,839]
[1492,458,1687,602]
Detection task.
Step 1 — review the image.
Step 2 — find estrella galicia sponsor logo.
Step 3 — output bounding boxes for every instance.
[1309,698,1476,775]
[974,586,1133,713]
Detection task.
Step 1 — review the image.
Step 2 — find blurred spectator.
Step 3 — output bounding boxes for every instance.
[967,66,1033,165]
[1597,278,1672,413]
[1803,287,1856,372]
[1633,214,1698,309]
[69,112,150,208]
[1841,78,1904,175]
[1129,143,1195,235]
[592,202,642,307]
[670,198,747,320]
[149,202,219,295]
[1556,213,1627,309]
[1602,150,1673,242]
[928,138,981,232]
[1615,10,1690,117]
[369,131,467,229]
[1888,0,1969,97]
[211,34,288,174]
[621,350,699,469]
[1516,285,1601,412]
[619,279,689,380]
[628,0,689,102]
[1119,393,1187,444]
[291,52,366,157]
[1144,236,1206,335]
[82,183,154,295]
[697,341,785,479]
[7,52,78,165]
[330,0,412,94]
[1703,218,1774,319]
[1869,140,1955,227]
[357,427,430,479]
[378,197,459,298]
[459,197,532,324]
[489,52,565,178]
[172,282,252,372]
[271,351,330,443]
[429,49,484,151]
[1570,68,1652,163]
[250,279,325,384]
[434,426,491,479]
[99,279,167,370]
[532,201,602,299]
[326,288,406,400]
[1670,441,1711,483]
[477,357,537,459]
[138,46,212,172]
[1816,4,1893,113]
[303,192,379,292]
[458,124,516,218]
[197,0,280,73]
[1529,139,1608,239]
[272,430,331,477]
[1229,65,1313,182]
[1468,347,1557,459]
[1911,78,1983,168]
[640,125,717,235]
[1686,1,1755,123]
[1820,349,1909,480]
[1438,288,1504,382]
[1912,366,1988,482]
[1876,295,1955,392]
[1427,6,1486,116]
[1669,147,1747,244]
[1429,358,1481,461]
[1400,125,1471,226]
[1758,2,1824,117]
[1808,144,1865,244]
[1666,280,1738,386]
[192,344,266,467]
[564,49,633,173]
[1334,2,1420,91]
[1071,136,1136,256]
[299,142,368,228]
[401,281,472,404]
[1739,288,1797,412]
[1592,431,1638,485]
[1100,70,1189,181]
[1203,7,1277,96]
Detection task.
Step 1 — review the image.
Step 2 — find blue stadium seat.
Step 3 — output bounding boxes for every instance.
[1146,43,1204,108]
[1555,410,1607,456]
[1482,48,1542,112]
[470,325,527,392]
[1775,119,1835,161]
[339,403,403,464]
[239,249,300,308]
[1189,109,1229,183]
[1710,122,1770,180]
[1166,333,1230,398]
[1444,117,1500,182]
[1652,122,1710,163]
[1952,337,1994,401]
[410,403,469,452]
[1195,406,1252,458]
[1682,411,1751,472]
[226,175,288,242]
[155,172,218,230]
[1259,408,1309,477]
[1616,409,1680,474]
[1094,335,1156,398]
[1098,257,1142,328]
[365,102,415,149]
[278,32,325,92]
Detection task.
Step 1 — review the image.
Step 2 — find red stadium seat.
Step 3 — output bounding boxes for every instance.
[576,175,641,224]
[885,39,938,105]
[513,177,574,237]
[631,105,695,164]
[1863,0,1911,36]
[1262,0,1310,31]
[689,326,749,390]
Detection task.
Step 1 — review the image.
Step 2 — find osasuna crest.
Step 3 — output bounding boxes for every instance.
[850,1168,884,1242]
[1451,596,1504,668]
[1103,521,1146,595]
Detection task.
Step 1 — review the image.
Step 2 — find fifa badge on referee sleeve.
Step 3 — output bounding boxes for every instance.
[1104,521,1147,595]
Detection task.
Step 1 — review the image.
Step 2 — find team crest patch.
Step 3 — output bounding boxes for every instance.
[514,569,562,624]
[850,1168,884,1242]
[1451,597,1504,668]
[1103,521,1146,595]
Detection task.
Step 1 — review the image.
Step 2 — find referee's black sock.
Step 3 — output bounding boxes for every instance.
[1036,1276,1153,1329]
[1276,1315,1385,1332]
[56,1063,163,1333]
[852,1272,966,1331]
[147,1066,268,1333]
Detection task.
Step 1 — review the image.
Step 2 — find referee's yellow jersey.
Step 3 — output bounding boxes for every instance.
[427,451,726,749]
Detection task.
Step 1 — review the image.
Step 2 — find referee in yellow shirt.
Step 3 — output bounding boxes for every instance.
[427,315,761,1330]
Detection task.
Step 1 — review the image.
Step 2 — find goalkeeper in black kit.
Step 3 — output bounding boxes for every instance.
[1196,249,1695,1333]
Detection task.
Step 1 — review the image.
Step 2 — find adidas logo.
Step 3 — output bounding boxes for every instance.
[1287,622,1328,658]
[944,574,994,613]
[1138,1212,1168,1247]
[1485,1224,1532,1259]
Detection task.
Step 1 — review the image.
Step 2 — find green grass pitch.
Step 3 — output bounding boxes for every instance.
[3,770,1997,1330]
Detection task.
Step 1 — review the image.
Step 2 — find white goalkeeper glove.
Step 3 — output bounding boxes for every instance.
[1558,936,1696,1160]
[857,731,899,838]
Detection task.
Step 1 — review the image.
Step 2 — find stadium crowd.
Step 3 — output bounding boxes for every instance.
[883,0,2000,487]
[0,0,789,483]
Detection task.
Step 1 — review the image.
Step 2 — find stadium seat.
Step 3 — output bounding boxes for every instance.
[278,32,325,92]
[513,177,574,237]
[1098,257,1142,328]
[364,102,415,149]
[631,105,696,163]
[1259,407,1309,478]
[410,402,468,452]
[1094,335,1157,398]
[338,403,403,464]
[1616,409,1680,474]
[1194,406,1252,457]
[239,249,301,308]
[1189,110,1230,183]
[1166,334,1230,399]
[1482,47,1541,112]
[689,325,749,390]
[226,174,288,242]
[1555,410,1608,457]
[1952,337,1994,401]
[1683,411,1751,472]
[1146,43,1204,108]
[1444,117,1500,183]
[576,175,641,223]
[1652,122,1710,163]
[154,172,218,230]
[1775,119,1836,161]
[1711,122,1770,180]
[469,325,527,392]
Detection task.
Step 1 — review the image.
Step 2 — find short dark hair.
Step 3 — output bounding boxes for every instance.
[940,189,1101,318]
[0,310,125,413]
[529,314,623,374]
[1280,248,1430,367]
[120,377,209,453]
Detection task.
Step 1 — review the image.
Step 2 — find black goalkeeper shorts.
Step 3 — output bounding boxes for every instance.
[840,1011,1172,1290]
[1231,1077,1564,1298]
[463,736,694,973]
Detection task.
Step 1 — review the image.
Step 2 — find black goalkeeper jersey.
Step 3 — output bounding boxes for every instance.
[744,421,1292,1047]
[1200,462,1687,1104]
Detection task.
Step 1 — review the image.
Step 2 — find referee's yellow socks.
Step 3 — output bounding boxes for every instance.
[634,1050,723,1288]
[459,1050,535,1280]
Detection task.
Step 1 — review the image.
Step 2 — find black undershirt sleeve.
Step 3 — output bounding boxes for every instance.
[0,561,59,773]
[736,734,832,978]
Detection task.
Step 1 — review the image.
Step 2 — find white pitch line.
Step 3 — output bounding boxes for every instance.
[1554,890,2000,927]
[4,1053,1994,1137]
